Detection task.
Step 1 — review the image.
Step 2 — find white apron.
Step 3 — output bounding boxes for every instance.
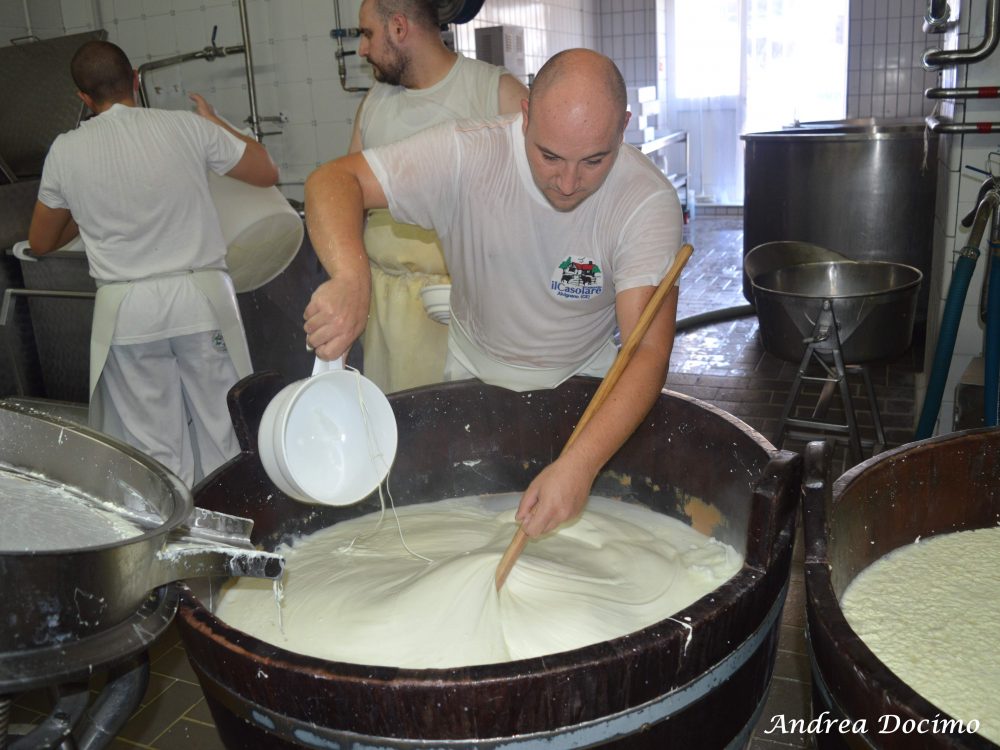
[361,209,451,393]
[88,268,252,428]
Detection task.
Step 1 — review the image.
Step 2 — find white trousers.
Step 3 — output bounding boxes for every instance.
[96,330,241,487]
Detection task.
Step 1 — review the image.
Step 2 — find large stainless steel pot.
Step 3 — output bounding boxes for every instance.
[743,240,848,285]
[751,260,922,364]
[0,401,284,652]
[741,118,937,329]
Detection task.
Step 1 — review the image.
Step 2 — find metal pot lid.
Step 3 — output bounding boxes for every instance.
[436,0,486,24]
[0,30,105,180]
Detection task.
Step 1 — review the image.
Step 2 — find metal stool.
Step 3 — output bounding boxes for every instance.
[776,299,886,464]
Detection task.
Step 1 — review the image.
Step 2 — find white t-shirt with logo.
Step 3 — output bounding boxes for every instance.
[364,113,683,370]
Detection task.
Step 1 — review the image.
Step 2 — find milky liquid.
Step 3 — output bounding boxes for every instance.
[0,462,146,551]
[215,494,743,669]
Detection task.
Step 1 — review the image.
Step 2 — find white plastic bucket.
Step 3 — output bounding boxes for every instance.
[208,172,304,293]
[258,358,397,505]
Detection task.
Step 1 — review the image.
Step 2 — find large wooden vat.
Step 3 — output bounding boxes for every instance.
[803,432,1000,750]
[177,373,801,748]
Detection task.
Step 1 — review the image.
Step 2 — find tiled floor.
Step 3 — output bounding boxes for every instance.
[8,215,922,749]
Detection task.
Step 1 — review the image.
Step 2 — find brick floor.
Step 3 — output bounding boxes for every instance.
[667,216,921,749]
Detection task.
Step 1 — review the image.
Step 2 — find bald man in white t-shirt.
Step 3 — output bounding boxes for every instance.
[303,49,683,538]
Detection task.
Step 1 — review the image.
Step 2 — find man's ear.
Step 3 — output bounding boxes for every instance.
[620,110,632,140]
[520,98,530,131]
[76,90,95,113]
[390,12,408,41]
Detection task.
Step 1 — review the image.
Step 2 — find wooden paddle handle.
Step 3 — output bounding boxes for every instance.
[494,244,694,591]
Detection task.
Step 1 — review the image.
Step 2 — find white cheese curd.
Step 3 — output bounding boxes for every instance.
[215,493,742,669]
[841,526,1000,744]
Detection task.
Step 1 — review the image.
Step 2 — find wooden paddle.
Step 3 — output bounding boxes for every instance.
[494,243,694,591]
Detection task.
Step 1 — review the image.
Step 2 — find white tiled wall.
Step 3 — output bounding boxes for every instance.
[3,0,604,202]
[847,0,941,118]
[1,0,60,44]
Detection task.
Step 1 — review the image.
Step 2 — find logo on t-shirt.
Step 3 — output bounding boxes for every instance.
[550,256,604,300]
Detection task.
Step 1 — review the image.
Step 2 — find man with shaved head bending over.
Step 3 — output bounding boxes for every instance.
[303,49,683,538]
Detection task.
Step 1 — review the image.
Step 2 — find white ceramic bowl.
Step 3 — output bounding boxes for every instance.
[258,359,397,505]
[420,284,451,324]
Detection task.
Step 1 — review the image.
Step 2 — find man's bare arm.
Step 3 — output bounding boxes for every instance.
[498,73,529,115]
[514,282,678,536]
[302,153,389,360]
[28,202,78,254]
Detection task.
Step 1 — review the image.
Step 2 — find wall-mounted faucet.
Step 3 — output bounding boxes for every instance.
[137,0,286,143]
[332,0,369,94]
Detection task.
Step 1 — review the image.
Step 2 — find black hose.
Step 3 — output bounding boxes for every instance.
[676,304,756,332]
[75,654,150,750]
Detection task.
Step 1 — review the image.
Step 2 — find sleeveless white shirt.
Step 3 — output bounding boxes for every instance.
[359,54,505,148]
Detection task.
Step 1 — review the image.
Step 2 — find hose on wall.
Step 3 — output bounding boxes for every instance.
[985,246,1000,426]
[915,248,980,439]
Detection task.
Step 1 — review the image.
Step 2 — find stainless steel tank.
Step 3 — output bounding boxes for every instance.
[741,118,938,332]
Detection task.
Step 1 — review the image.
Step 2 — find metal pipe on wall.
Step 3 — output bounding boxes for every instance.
[136,44,245,108]
[236,0,263,142]
[136,2,283,140]
[924,0,952,32]
[20,0,31,37]
[926,85,1000,99]
[332,0,369,93]
[923,0,1000,68]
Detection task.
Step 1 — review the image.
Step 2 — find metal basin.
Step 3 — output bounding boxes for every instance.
[0,401,284,652]
[751,260,922,364]
[741,118,937,330]
[743,241,848,286]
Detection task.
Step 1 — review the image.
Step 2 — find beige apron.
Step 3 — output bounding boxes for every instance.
[447,314,618,392]
[361,209,450,393]
[88,268,252,427]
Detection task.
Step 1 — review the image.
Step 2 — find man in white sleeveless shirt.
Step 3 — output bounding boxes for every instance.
[303,49,683,537]
[349,0,527,392]
[28,40,278,487]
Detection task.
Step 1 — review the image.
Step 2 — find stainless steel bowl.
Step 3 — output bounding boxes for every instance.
[751,260,922,364]
[0,402,284,652]
[743,241,848,287]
